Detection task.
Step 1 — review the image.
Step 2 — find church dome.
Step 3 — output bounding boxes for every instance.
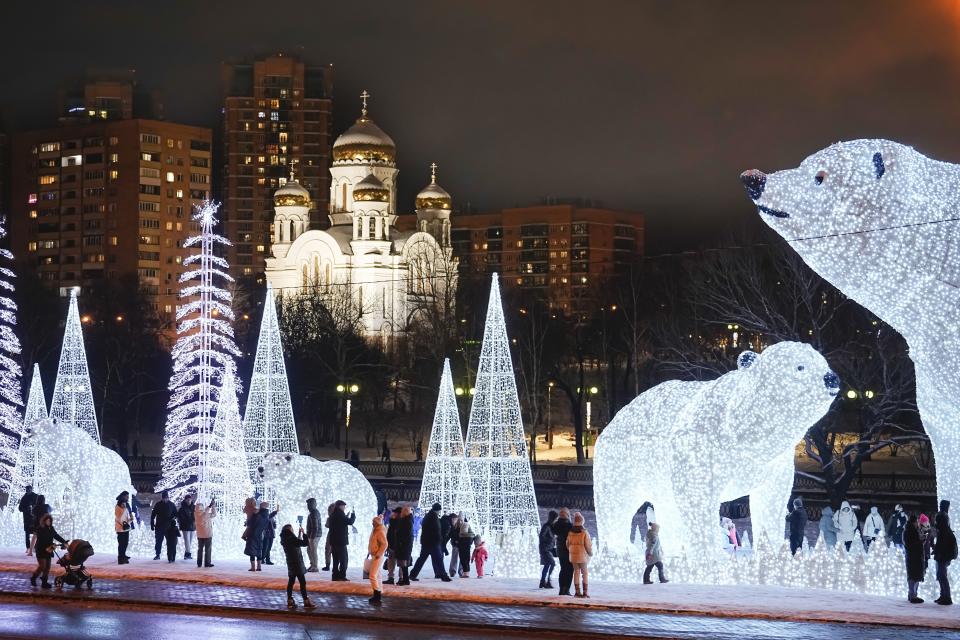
[416,165,452,210]
[333,92,395,164]
[353,173,390,202]
[274,179,311,207]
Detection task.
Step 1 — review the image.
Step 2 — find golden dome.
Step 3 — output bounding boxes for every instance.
[273,180,311,207]
[416,163,452,210]
[333,92,396,164]
[353,173,389,203]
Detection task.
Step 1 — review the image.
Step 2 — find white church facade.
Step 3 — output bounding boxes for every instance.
[264,92,457,342]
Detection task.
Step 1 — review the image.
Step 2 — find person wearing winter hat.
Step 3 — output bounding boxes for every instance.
[933,511,957,605]
[409,503,451,582]
[565,512,593,598]
[280,523,316,610]
[832,501,860,552]
[904,513,926,603]
[367,515,387,605]
[539,510,558,588]
[862,506,885,551]
[886,504,907,549]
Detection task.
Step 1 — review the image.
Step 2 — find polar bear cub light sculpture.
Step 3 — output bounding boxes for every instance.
[594,342,838,560]
[741,140,960,508]
[259,453,378,567]
[25,418,136,550]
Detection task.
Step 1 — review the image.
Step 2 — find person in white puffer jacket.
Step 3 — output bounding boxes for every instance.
[833,501,860,551]
[862,506,885,551]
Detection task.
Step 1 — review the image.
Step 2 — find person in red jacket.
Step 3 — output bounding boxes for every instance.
[471,536,488,577]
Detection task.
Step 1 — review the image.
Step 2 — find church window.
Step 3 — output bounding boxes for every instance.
[368,218,376,240]
[341,183,347,211]
[301,264,308,289]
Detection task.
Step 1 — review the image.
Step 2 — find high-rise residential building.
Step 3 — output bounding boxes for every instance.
[58,70,164,123]
[221,54,334,280]
[9,117,212,318]
[443,202,645,313]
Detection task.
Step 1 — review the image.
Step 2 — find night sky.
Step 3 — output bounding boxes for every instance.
[3,1,960,250]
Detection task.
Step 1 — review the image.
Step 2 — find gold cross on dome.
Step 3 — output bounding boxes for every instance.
[288,159,297,182]
[360,90,370,117]
[430,162,438,183]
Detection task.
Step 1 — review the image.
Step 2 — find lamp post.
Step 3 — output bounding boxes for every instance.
[337,383,360,459]
[585,385,598,459]
[547,380,554,449]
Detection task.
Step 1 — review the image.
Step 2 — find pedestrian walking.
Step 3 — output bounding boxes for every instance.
[380,440,390,462]
[150,491,179,562]
[114,491,133,565]
[384,506,402,584]
[244,503,269,571]
[819,505,838,548]
[29,513,65,589]
[862,506,885,551]
[833,501,859,552]
[457,514,474,577]
[643,522,669,584]
[280,524,316,610]
[262,502,279,565]
[887,504,907,549]
[552,507,574,596]
[471,536,488,577]
[409,503,452,582]
[367,515,388,605]
[933,512,957,605]
[566,512,593,598]
[394,505,414,585]
[905,513,926,603]
[305,497,321,572]
[178,495,196,560]
[539,510,558,589]
[328,500,356,581]
[195,498,216,568]
[17,485,38,552]
[786,498,807,555]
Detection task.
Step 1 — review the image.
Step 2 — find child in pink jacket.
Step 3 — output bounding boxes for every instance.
[471,536,488,577]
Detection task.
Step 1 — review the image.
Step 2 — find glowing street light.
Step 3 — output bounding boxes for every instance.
[336,382,360,459]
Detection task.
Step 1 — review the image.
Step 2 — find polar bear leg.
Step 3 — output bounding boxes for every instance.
[914,362,960,509]
[748,450,795,547]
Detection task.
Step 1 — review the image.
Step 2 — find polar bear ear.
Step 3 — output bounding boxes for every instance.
[873,151,895,179]
[737,350,759,370]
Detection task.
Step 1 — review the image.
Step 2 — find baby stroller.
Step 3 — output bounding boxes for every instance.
[54,539,95,590]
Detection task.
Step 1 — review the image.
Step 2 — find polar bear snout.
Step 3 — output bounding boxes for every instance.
[740,170,766,200]
[824,371,840,395]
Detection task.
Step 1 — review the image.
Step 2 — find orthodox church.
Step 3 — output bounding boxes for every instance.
[264,91,457,342]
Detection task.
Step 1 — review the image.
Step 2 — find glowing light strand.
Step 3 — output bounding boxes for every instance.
[49,290,98,443]
[3,365,47,514]
[0,219,23,497]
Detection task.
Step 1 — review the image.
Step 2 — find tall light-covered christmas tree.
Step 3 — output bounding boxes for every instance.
[418,358,477,518]
[0,219,23,498]
[49,289,99,443]
[4,365,47,511]
[156,202,244,508]
[243,283,297,498]
[464,274,539,533]
[212,371,252,521]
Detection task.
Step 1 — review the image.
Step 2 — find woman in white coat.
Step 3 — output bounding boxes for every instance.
[832,501,860,551]
[862,506,885,551]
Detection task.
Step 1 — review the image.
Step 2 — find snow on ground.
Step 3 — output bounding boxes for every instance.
[0,549,955,630]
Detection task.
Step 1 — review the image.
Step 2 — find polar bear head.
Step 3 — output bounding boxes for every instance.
[740,140,957,316]
[23,418,74,453]
[733,342,838,454]
[258,451,305,489]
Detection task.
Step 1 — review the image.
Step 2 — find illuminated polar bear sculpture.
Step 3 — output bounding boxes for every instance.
[25,418,136,550]
[259,453,378,567]
[594,342,838,562]
[742,140,960,508]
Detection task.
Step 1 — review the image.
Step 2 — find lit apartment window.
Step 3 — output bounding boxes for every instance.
[176,189,184,199]
[176,222,182,231]
[166,222,173,231]
[109,137,119,146]
[258,156,266,163]
[28,242,37,251]
[29,210,38,219]
[28,194,37,204]
[164,304,173,314]
[39,175,56,185]
[256,245,265,253]
[244,156,252,165]
[110,236,118,246]
[140,134,160,145]
[110,153,119,164]
[167,139,174,148]
[109,170,119,180]
[39,142,60,153]
[61,154,83,167]
[166,172,175,182]
[258,111,266,119]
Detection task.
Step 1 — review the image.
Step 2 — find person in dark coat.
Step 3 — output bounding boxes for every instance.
[150,491,179,563]
[384,506,402,584]
[933,512,957,605]
[177,495,196,561]
[552,507,574,596]
[305,497,321,572]
[393,506,415,585]
[30,513,66,588]
[18,486,38,551]
[539,510,558,589]
[786,498,808,555]
[327,500,356,581]
[409,503,452,582]
[886,504,907,549]
[280,524,316,609]
[244,505,270,571]
[262,502,279,565]
[904,513,926,603]
[31,494,51,530]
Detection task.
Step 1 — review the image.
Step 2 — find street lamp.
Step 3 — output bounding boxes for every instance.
[336,383,360,459]
[585,386,599,458]
[547,380,555,449]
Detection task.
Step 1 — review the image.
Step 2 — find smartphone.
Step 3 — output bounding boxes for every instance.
[297,515,304,525]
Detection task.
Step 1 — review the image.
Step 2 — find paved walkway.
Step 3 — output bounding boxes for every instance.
[0,571,958,639]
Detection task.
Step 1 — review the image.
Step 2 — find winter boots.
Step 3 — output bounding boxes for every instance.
[574,585,582,597]
[384,577,395,585]
[583,579,589,598]
[368,590,382,605]
[287,597,296,609]
[303,597,316,609]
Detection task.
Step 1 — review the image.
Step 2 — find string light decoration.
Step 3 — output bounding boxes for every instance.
[0,217,23,498]
[22,417,135,551]
[49,289,99,443]
[742,139,960,508]
[464,274,539,534]
[259,452,378,567]
[2,365,47,521]
[417,358,478,519]
[593,342,838,580]
[209,370,253,553]
[156,202,244,511]
[242,283,298,500]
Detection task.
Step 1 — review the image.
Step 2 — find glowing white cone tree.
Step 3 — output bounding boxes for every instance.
[49,289,98,443]
[156,202,244,508]
[0,221,22,498]
[212,371,252,525]
[464,274,539,533]
[418,358,477,518]
[243,283,297,498]
[4,365,47,512]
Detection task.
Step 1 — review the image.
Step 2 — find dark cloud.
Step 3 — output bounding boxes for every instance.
[3,0,959,249]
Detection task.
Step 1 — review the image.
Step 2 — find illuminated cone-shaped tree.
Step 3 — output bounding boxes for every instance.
[418,358,477,518]
[212,370,252,536]
[0,220,23,498]
[464,274,539,533]
[49,289,99,443]
[4,365,47,512]
[243,283,297,498]
[156,202,243,509]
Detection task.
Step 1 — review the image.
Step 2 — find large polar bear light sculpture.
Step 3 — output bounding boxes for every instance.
[594,342,838,563]
[259,453,378,567]
[25,418,136,550]
[741,140,960,508]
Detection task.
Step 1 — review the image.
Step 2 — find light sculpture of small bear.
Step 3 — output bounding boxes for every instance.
[594,342,838,558]
[742,139,960,508]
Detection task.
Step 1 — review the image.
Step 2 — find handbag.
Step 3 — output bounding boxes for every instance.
[362,554,372,579]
